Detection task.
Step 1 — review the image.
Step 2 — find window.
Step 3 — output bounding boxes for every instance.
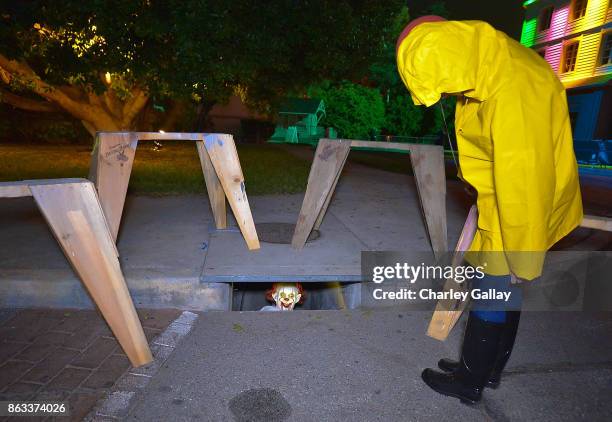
[571,0,588,20]
[600,33,612,66]
[538,6,554,31]
[562,42,579,73]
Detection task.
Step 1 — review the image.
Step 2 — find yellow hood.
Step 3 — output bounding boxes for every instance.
[396,20,501,107]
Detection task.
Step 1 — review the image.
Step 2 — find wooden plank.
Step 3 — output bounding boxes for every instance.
[581,215,612,232]
[30,180,152,366]
[203,134,260,250]
[134,132,203,141]
[427,205,478,341]
[313,145,349,230]
[87,136,100,184]
[292,139,351,249]
[196,141,227,229]
[25,178,119,258]
[350,139,422,152]
[0,181,32,198]
[409,144,448,260]
[98,131,203,141]
[95,132,138,241]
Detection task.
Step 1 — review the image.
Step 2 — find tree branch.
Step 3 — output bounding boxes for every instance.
[0,88,61,112]
[121,87,149,128]
[0,67,10,84]
[80,120,97,137]
[103,89,122,119]
[0,53,95,121]
[0,53,135,131]
[57,85,86,102]
[121,86,144,117]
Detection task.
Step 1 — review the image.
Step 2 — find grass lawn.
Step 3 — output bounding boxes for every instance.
[349,149,612,176]
[348,149,462,178]
[0,142,311,195]
[348,150,415,175]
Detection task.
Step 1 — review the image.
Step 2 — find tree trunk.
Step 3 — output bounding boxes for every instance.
[0,54,149,143]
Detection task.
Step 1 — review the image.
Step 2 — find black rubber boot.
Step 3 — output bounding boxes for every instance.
[436,311,521,389]
[422,313,505,404]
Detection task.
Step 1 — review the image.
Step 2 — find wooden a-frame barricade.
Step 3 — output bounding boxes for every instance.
[291,139,448,260]
[89,132,259,250]
[0,179,152,367]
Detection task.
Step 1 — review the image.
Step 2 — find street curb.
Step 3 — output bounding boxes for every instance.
[0,272,230,310]
[84,311,199,421]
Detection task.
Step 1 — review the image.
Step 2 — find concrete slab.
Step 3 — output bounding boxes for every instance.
[201,163,470,282]
[487,369,612,422]
[0,195,229,310]
[125,308,612,421]
[202,211,364,282]
[126,309,485,421]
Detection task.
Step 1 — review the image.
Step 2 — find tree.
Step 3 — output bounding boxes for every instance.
[310,81,385,139]
[0,1,404,137]
[384,93,424,137]
[366,6,426,137]
[368,6,410,102]
[0,1,155,135]
[368,2,455,137]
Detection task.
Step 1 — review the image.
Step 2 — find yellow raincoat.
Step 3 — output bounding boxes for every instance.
[396,21,583,280]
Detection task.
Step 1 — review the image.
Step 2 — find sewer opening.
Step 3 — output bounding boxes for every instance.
[232,282,356,311]
[255,222,320,244]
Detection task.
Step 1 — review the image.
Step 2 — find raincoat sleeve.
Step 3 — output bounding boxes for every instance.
[490,94,559,280]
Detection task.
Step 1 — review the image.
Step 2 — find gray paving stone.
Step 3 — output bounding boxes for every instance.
[0,360,34,390]
[71,338,118,369]
[21,348,79,384]
[96,391,135,419]
[81,355,130,390]
[45,367,91,391]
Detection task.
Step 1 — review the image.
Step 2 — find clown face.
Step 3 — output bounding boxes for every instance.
[272,284,302,311]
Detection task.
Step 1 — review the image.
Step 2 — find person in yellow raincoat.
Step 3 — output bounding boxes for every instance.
[396,16,583,404]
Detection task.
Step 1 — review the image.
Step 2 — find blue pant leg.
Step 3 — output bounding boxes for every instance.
[470,273,523,323]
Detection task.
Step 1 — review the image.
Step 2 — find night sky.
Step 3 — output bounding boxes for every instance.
[406,0,526,40]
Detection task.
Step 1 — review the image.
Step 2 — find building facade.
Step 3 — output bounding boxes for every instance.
[521,0,611,161]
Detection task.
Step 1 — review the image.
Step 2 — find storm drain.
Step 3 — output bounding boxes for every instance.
[255,222,320,244]
[232,282,351,311]
[229,388,291,422]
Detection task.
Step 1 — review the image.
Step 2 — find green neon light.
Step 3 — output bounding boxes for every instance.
[520,18,537,47]
[523,0,537,6]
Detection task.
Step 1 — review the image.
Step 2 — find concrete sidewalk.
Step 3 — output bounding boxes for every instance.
[0,195,228,310]
[0,157,474,310]
[2,155,607,310]
[123,308,612,421]
[0,157,612,311]
[202,162,470,282]
[1,147,611,421]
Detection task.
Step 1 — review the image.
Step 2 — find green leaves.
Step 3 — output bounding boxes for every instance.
[311,81,385,140]
[1,0,404,117]
[384,92,424,137]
